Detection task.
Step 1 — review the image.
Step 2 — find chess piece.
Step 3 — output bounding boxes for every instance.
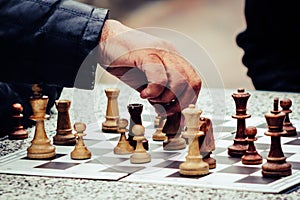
[127,103,148,150]
[280,98,297,136]
[102,88,120,133]
[180,104,209,176]
[152,116,167,141]
[71,122,91,160]
[228,88,250,157]
[27,84,56,159]
[262,97,292,177]
[163,112,186,150]
[130,124,151,164]
[8,103,28,140]
[53,100,76,145]
[199,117,216,169]
[114,119,134,155]
[242,126,263,165]
[154,115,161,128]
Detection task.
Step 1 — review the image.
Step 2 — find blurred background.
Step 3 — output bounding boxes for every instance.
[77,0,255,90]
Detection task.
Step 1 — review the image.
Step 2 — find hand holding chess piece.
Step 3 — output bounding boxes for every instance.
[262,97,292,177]
[114,119,134,155]
[71,122,91,160]
[27,84,56,159]
[242,126,262,165]
[8,103,28,140]
[180,104,209,176]
[130,124,151,164]
[280,98,297,136]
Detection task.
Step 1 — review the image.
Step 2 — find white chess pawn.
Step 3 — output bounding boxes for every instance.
[130,125,151,164]
[71,122,91,160]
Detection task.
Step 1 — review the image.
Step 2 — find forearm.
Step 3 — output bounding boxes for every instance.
[0,0,109,89]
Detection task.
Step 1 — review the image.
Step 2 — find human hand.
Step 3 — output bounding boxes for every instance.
[99,19,201,116]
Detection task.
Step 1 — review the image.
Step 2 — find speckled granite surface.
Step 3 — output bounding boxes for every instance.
[1,84,300,200]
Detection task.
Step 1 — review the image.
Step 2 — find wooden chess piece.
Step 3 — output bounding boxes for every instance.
[199,117,216,169]
[53,100,76,145]
[152,116,167,141]
[27,84,56,159]
[8,103,28,140]
[114,119,134,155]
[262,97,292,177]
[228,88,250,157]
[154,114,161,128]
[280,98,297,136]
[130,124,151,164]
[163,112,186,150]
[71,122,91,160]
[180,104,209,176]
[102,88,120,133]
[242,126,263,165]
[127,103,148,150]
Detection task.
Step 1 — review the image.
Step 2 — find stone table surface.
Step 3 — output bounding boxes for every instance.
[1,84,300,200]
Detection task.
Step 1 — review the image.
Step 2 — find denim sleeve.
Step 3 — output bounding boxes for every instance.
[0,0,109,89]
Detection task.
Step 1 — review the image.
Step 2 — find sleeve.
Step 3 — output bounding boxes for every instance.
[236,0,300,92]
[0,0,109,89]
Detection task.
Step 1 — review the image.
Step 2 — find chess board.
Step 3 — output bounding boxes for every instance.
[1,114,300,194]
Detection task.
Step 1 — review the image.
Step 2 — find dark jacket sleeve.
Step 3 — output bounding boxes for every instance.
[0,0,109,89]
[236,0,300,92]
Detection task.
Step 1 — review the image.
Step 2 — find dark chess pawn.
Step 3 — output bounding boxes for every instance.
[280,98,297,136]
[114,119,134,155]
[71,122,91,160]
[262,97,292,177]
[8,103,28,140]
[242,126,263,165]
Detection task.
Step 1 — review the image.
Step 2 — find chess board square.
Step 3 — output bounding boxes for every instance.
[149,152,180,159]
[285,139,300,145]
[100,165,144,174]
[235,175,280,184]
[83,140,102,146]
[218,166,261,174]
[167,171,210,179]
[108,136,121,141]
[88,156,128,165]
[289,162,300,170]
[22,153,66,160]
[216,127,236,133]
[35,162,79,170]
[212,147,227,155]
[256,123,267,128]
[213,156,241,165]
[255,143,270,150]
[88,148,112,155]
[212,119,230,125]
[287,154,300,162]
[149,143,162,150]
[153,160,182,169]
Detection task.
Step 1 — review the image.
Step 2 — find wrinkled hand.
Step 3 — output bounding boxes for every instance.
[99,19,201,116]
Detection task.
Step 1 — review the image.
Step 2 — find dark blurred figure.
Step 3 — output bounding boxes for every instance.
[0,83,63,137]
